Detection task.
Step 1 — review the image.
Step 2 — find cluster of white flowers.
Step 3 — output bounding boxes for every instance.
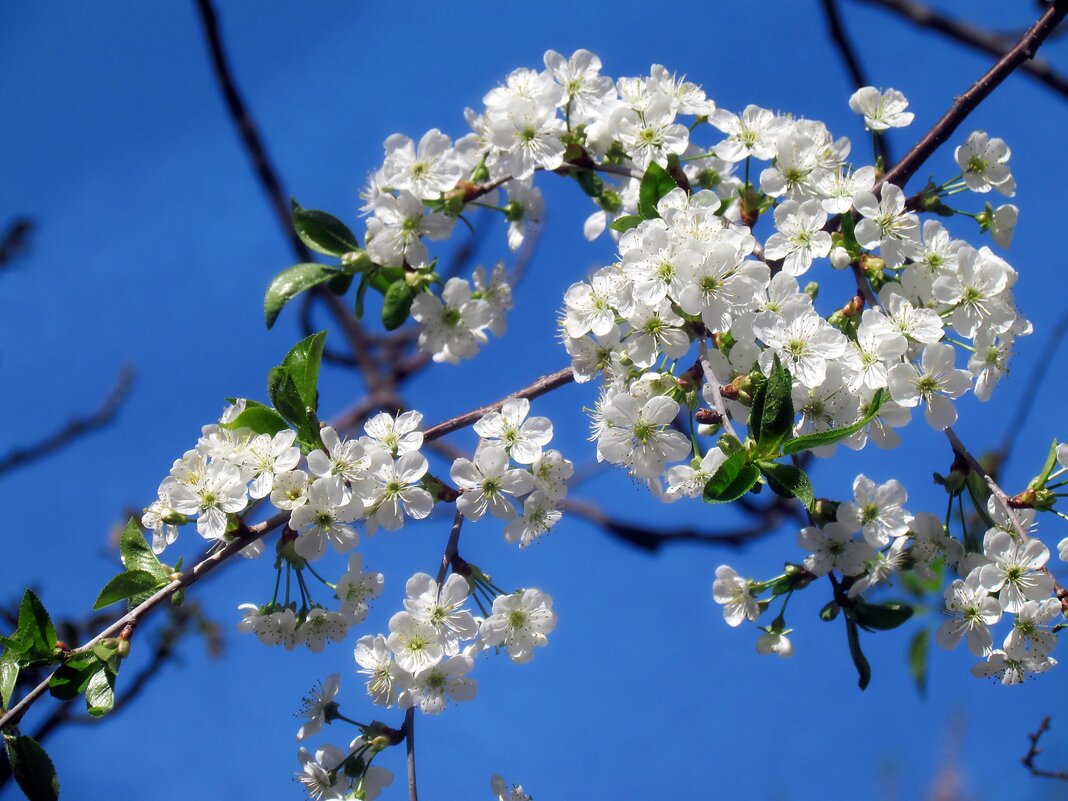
[453,397,573,547]
[555,79,1027,498]
[713,471,1066,682]
[142,406,447,650]
[354,574,556,715]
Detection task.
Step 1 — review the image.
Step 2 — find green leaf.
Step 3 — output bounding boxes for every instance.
[220,400,290,437]
[93,570,165,610]
[281,331,327,411]
[48,655,102,701]
[119,519,168,581]
[381,280,417,331]
[704,464,760,504]
[637,162,678,219]
[854,600,914,632]
[12,591,56,661]
[267,367,306,428]
[757,355,794,456]
[85,667,115,717]
[909,628,930,696]
[782,389,888,455]
[844,615,871,690]
[746,374,768,444]
[290,200,359,256]
[3,733,59,801]
[1,652,18,707]
[760,462,815,511]
[264,263,339,329]
[1030,438,1060,489]
[608,214,643,233]
[702,449,745,498]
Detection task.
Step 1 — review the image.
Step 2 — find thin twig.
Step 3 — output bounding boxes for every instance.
[0,511,288,731]
[821,0,891,165]
[193,0,308,263]
[698,340,739,441]
[993,309,1068,473]
[403,706,418,801]
[878,0,1068,191]
[1022,716,1068,780]
[421,367,575,442]
[565,496,799,552]
[855,0,1068,100]
[0,366,135,478]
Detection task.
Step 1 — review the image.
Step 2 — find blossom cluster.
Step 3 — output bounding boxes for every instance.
[713,472,1064,684]
[453,397,573,546]
[354,574,556,716]
[142,405,437,650]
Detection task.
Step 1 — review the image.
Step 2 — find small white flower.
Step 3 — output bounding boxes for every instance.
[296,673,340,741]
[712,565,759,627]
[481,589,556,663]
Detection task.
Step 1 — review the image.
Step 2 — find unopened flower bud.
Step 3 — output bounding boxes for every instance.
[829,246,851,269]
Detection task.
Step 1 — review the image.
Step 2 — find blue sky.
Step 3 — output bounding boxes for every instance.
[2,2,1067,799]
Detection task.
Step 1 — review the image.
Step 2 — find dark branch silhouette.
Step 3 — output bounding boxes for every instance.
[1022,717,1068,781]
[0,366,135,479]
[854,0,1068,100]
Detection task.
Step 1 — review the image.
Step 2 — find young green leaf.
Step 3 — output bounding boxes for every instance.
[909,628,930,696]
[281,331,327,411]
[3,733,59,801]
[781,389,887,455]
[0,653,18,707]
[381,280,417,331]
[704,463,760,504]
[93,570,165,610]
[290,200,359,256]
[118,520,171,608]
[1029,438,1061,489]
[746,374,768,444]
[760,462,815,511]
[757,355,794,456]
[85,666,116,717]
[608,214,643,233]
[48,654,102,701]
[702,449,745,498]
[264,263,339,328]
[220,400,291,437]
[12,591,57,661]
[268,367,307,429]
[637,162,678,219]
[854,601,914,632]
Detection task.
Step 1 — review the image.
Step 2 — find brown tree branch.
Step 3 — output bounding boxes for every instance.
[1022,716,1068,780]
[0,366,135,479]
[821,0,892,165]
[855,0,1068,100]
[878,0,1068,191]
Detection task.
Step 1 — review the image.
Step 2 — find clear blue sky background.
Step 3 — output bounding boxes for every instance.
[2,2,1067,799]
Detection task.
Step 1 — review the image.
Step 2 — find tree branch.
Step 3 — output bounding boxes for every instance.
[855,0,1068,100]
[1022,716,1068,781]
[0,511,288,731]
[421,367,575,442]
[565,496,800,552]
[878,0,1068,191]
[821,0,891,165]
[0,366,135,479]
